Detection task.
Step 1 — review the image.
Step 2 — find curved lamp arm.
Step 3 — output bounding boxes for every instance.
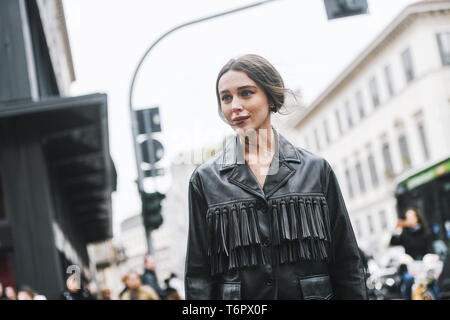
[128,0,279,192]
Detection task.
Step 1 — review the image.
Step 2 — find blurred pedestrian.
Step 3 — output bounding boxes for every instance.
[185,54,368,300]
[390,206,434,260]
[118,274,129,299]
[101,288,111,300]
[163,273,183,300]
[141,254,165,299]
[61,274,95,300]
[0,282,7,300]
[165,272,184,300]
[120,271,160,300]
[398,263,414,300]
[17,286,36,300]
[5,286,17,300]
[86,281,98,299]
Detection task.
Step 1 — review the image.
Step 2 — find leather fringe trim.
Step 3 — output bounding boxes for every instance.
[206,202,267,276]
[206,195,330,275]
[270,196,330,265]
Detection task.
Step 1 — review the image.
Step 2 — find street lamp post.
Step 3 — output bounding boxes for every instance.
[128,0,280,254]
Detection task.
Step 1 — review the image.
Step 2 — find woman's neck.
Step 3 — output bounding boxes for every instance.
[239,126,275,164]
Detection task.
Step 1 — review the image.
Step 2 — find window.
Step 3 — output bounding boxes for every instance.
[345,100,353,128]
[417,121,430,160]
[314,128,321,152]
[335,109,343,135]
[0,175,5,219]
[323,119,331,145]
[401,48,415,83]
[345,168,354,199]
[355,90,365,119]
[436,32,450,66]
[382,142,394,178]
[379,210,388,231]
[367,214,375,235]
[355,161,366,194]
[398,133,412,169]
[369,76,380,108]
[384,64,395,97]
[367,153,379,188]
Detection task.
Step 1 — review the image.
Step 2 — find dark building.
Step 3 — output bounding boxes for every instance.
[0,0,116,299]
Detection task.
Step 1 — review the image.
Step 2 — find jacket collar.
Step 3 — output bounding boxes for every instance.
[218,126,301,200]
[219,126,301,171]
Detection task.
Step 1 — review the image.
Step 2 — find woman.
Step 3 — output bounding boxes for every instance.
[185,54,367,300]
[17,286,35,300]
[390,206,433,260]
[120,271,160,300]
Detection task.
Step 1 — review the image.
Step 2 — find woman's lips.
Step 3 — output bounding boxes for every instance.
[232,115,250,124]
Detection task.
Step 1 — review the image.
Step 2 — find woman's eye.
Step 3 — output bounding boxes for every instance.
[241,90,254,97]
[221,94,232,102]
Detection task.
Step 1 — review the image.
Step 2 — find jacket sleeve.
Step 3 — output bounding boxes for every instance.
[390,233,403,246]
[324,163,368,300]
[184,174,217,300]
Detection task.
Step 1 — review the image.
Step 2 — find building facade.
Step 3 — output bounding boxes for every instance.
[0,0,116,299]
[283,0,450,256]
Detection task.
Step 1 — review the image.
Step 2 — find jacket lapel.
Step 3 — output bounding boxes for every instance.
[263,129,301,198]
[218,127,301,201]
[219,132,266,201]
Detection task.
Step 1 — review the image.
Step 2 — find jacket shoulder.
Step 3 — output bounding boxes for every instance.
[188,151,223,189]
[296,146,332,172]
[293,145,334,193]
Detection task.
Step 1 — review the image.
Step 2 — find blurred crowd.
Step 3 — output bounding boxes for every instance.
[1,254,183,300]
[363,206,450,300]
[0,282,47,300]
[117,254,184,301]
[2,206,449,301]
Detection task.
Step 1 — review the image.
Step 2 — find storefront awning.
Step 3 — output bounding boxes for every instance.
[0,93,116,243]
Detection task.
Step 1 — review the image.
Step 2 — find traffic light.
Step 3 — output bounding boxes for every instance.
[140,191,165,230]
[136,107,162,134]
[140,138,164,165]
[324,0,368,20]
[133,106,165,178]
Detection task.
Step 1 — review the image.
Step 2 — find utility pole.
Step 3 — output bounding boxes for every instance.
[128,0,280,255]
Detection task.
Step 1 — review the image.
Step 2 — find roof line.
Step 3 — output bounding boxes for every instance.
[294,0,450,127]
[56,0,76,82]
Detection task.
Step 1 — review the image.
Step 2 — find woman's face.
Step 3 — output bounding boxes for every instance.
[218,70,272,136]
[66,275,80,292]
[5,286,16,299]
[17,291,33,300]
[126,272,142,290]
[404,209,419,227]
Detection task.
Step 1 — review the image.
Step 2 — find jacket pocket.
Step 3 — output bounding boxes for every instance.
[219,282,241,300]
[298,274,334,300]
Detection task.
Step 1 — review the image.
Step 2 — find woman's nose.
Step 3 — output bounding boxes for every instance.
[231,97,244,111]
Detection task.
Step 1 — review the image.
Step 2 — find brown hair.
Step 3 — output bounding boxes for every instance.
[404,206,431,235]
[215,54,293,122]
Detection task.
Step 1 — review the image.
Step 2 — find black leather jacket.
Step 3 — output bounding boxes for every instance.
[185,127,367,300]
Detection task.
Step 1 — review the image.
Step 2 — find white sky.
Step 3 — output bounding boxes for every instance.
[62,0,418,236]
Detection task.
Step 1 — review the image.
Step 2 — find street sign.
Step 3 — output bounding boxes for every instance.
[143,167,165,177]
[140,138,164,164]
[324,0,368,20]
[136,107,161,134]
